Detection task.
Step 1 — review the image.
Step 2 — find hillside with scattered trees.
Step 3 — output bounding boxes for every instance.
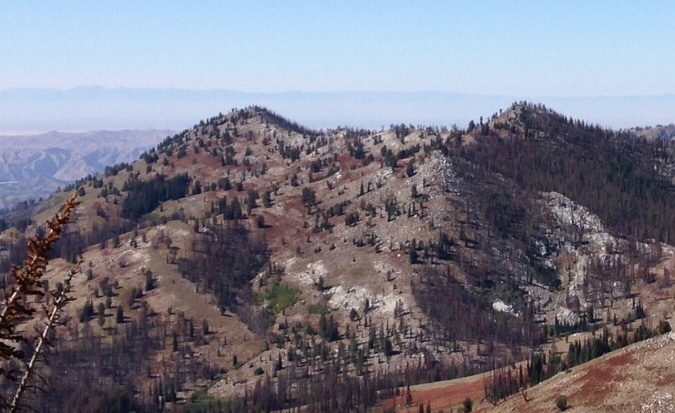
[2,103,675,412]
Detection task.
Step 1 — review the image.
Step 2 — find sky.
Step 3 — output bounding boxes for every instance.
[1,2,675,131]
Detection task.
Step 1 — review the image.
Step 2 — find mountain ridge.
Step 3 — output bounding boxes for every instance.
[2,103,675,412]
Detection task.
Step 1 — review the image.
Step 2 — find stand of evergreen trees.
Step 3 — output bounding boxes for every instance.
[121,173,191,220]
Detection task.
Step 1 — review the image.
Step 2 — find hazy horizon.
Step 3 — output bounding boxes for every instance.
[3,3,675,132]
[2,86,674,134]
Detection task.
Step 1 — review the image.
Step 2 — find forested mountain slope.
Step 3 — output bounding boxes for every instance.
[1,103,674,412]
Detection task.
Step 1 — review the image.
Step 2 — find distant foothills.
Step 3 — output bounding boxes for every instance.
[2,86,675,132]
[0,129,173,210]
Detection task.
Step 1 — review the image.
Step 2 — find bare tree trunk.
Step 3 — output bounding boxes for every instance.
[10,264,79,413]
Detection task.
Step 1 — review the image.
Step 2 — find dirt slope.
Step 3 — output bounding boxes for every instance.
[476,332,675,413]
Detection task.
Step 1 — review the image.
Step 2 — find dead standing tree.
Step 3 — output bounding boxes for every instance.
[0,194,79,411]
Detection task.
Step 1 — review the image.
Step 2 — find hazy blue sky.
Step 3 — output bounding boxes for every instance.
[3,1,674,96]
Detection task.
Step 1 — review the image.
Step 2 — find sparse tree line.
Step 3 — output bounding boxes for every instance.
[484,318,671,406]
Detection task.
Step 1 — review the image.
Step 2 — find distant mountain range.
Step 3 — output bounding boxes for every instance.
[0,129,172,210]
[2,86,675,132]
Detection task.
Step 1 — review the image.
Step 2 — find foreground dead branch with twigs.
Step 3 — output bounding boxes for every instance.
[0,194,79,411]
